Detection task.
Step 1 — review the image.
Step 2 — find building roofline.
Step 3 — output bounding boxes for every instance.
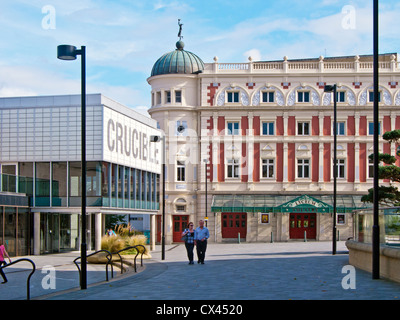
[255,52,398,63]
[0,93,156,128]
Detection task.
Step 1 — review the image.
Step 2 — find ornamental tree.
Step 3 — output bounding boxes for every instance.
[362,129,400,206]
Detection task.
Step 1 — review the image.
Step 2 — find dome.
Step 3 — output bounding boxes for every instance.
[151,41,204,77]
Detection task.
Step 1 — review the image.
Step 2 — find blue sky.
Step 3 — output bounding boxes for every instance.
[0,0,399,115]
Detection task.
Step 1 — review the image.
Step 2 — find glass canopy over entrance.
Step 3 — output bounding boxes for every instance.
[211,194,371,214]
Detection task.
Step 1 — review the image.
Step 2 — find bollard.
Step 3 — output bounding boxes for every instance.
[271,231,274,243]
[337,230,340,242]
[304,230,307,242]
[238,232,241,244]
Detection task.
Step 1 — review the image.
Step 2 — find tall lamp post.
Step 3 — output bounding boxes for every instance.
[151,125,184,260]
[372,0,380,280]
[57,44,87,289]
[150,134,166,260]
[203,159,208,227]
[324,84,337,255]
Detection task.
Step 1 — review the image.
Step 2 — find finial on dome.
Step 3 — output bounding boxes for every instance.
[176,40,185,50]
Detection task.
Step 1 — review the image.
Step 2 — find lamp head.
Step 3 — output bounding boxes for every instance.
[324,84,336,92]
[177,125,185,134]
[57,45,78,60]
[150,135,161,142]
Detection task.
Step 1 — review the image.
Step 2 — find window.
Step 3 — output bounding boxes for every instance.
[262,159,274,178]
[227,121,240,135]
[227,91,240,103]
[337,213,346,225]
[177,161,185,182]
[176,198,186,212]
[368,122,381,135]
[227,159,240,178]
[297,91,310,103]
[262,91,275,103]
[368,158,374,178]
[165,91,171,103]
[297,159,310,178]
[297,122,310,136]
[368,91,381,103]
[334,159,345,179]
[336,122,345,136]
[176,120,187,136]
[262,122,274,135]
[156,92,161,105]
[336,91,346,103]
[175,90,182,103]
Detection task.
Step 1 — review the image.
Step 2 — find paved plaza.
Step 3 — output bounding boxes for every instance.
[1,241,400,301]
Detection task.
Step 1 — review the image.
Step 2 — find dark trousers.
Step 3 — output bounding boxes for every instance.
[196,240,207,263]
[185,242,194,262]
[0,261,7,283]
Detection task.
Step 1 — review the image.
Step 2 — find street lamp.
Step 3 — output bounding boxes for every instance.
[372,0,380,280]
[324,84,337,255]
[203,159,208,227]
[151,125,185,260]
[150,134,165,260]
[57,44,87,289]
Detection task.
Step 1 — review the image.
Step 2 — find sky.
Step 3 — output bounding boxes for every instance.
[0,0,399,115]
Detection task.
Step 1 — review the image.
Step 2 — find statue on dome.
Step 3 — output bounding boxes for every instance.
[178,19,183,40]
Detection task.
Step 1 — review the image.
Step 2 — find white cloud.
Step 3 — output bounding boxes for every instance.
[244,49,262,61]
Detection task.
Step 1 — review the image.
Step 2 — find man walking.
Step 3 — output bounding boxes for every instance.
[195,219,209,264]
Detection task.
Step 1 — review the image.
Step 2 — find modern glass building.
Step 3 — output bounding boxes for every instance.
[0,94,161,255]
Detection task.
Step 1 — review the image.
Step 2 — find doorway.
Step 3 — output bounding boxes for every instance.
[172,215,189,242]
[221,213,247,239]
[40,213,79,253]
[289,212,316,239]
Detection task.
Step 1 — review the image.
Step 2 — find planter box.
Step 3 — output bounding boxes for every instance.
[346,240,400,283]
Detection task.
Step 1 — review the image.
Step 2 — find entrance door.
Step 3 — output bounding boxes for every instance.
[156,215,162,243]
[221,213,247,239]
[40,213,60,254]
[173,215,189,242]
[289,213,316,239]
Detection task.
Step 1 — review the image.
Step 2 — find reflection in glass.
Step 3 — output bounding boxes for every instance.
[35,162,50,206]
[52,162,67,206]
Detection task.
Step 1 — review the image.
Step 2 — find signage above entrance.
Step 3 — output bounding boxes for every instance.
[278,195,332,213]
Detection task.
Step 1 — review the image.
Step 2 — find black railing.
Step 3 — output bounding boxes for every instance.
[73,249,113,283]
[114,245,146,273]
[0,258,36,300]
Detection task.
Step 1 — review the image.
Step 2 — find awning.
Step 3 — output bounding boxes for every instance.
[211,194,371,213]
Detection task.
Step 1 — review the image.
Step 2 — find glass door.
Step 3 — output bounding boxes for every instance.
[40,213,60,254]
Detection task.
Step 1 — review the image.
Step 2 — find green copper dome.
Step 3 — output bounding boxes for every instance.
[151,41,204,77]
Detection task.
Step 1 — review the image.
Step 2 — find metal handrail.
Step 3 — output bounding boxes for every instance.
[114,245,146,273]
[73,249,113,283]
[0,258,36,300]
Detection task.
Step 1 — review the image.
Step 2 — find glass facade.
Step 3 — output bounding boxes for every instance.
[1,161,159,211]
[1,160,159,255]
[0,206,31,257]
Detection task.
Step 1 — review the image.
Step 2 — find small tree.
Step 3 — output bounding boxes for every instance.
[362,129,400,206]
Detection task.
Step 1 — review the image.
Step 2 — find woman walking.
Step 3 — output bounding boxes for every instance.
[182,222,195,264]
[0,241,11,284]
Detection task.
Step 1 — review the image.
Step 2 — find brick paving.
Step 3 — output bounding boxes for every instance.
[1,241,400,300]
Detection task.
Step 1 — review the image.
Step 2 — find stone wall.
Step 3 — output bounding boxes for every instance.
[346,240,400,283]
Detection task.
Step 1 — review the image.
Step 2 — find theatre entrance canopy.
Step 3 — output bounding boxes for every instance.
[211,194,371,214]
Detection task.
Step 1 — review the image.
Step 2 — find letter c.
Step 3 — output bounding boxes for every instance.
[107,119,115,151]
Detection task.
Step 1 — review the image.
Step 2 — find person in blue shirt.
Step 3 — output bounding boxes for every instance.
[181,222,195,264]
[194,219,209,264]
